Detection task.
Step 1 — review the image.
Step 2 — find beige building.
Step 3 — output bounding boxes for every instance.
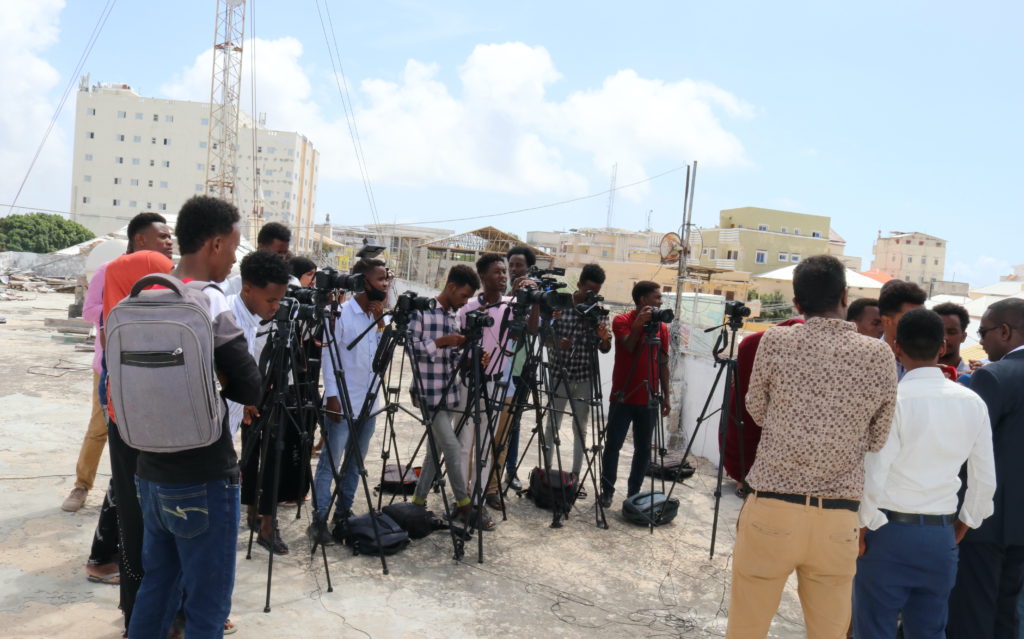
[870,231,947,286]
[70,80,320,252]
[317,222,453,279]
[693,207,835,275]
[527,227,663,267]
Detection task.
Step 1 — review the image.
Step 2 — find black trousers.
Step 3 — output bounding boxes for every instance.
[87,480,119,565]
[106,420,142,632]
[947,540,1024,638]
[599,402,655,497]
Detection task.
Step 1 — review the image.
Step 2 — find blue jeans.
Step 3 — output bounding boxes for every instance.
[853,519,959,639]
[128,475,240,639]
[314,415,376,521]
[600,402,655,497]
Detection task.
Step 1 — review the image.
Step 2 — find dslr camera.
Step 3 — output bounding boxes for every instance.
[463,308,495,331]
[315,267,365,293]
[647,307,675,325]
[274,296,317,323]
[724,299,750,328]
[395,291,437,314]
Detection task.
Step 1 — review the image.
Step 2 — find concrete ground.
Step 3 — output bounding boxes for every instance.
[0,293,805,638]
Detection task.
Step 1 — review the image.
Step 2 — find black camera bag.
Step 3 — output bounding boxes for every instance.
[527,467,578,512]
[382,501,441,539]
[338,512,410,556]
[622,491,680,527]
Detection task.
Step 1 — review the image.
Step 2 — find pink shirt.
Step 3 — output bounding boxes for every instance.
[82,262,108,374]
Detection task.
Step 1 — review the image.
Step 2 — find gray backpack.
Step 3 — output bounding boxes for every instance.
[105,273,223,452]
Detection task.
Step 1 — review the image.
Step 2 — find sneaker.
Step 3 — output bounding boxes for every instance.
[62,487,87,512]
[505,475,523,492]
[307,519,335,547]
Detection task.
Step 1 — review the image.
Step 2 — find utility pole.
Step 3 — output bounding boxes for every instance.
[675,161,697,316]
[605,163,617,228]
[205,0,245,211]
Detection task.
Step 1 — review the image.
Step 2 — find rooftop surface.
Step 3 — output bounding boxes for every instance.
[0,293,805,638]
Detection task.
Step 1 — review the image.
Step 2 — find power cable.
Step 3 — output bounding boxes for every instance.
[7,0,118,215]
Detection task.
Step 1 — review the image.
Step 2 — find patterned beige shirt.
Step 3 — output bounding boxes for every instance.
[744,316,897,499]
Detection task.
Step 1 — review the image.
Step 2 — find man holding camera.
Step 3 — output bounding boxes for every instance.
[600,281,671,508]
[310,258,390,545]
[546,264,611,484]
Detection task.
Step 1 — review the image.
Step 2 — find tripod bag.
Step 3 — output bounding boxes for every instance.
[527,467,578,512]
[622,491,680,527]
[382,502,445,539]
[339,512,410,556]
[375,464,421,495]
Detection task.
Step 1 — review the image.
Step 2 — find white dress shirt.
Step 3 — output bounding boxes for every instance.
[321,297,381,417]
[860,366,996,530]
[226,293,268,435]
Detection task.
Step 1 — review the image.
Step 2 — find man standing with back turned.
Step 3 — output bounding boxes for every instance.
[726,255,897,639]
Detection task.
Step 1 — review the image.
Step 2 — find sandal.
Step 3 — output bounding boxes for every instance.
[257,528,289,555]
[467,506,497,532]
[224,618,237,635]
[484,494,504,512]
[86,571,120,585]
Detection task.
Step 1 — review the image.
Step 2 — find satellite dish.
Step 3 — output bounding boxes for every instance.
[659,232,682,264]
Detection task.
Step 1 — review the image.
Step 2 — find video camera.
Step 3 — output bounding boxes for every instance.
[315,267,365,293]
[526,265,567,292]
[274,296,317,323]
[514,287,574,314]
[574,290,609,321]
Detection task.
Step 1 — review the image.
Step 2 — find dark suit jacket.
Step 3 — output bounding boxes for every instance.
[965,348,1024,546]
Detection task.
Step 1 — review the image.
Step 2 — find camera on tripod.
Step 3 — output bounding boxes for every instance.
[647,308,675,326]
[514,288,574,314]
[275,296,317,322]
[463,308,495,331]
[574,290,609,320]
[315,267,365,293]
[527,265,567,292]
[395,291,436,314]
[723,300,750,328]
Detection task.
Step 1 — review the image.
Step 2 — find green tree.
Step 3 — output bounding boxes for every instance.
[0,213,95,253]
[758,291,795,321]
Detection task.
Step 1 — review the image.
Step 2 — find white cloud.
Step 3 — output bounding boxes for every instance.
[159,40,752,199]
[948,254,1013,288]
[0,0,70,213]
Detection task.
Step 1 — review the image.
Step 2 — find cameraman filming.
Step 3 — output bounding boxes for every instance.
[545,264,611,481]
[599,281,671,509]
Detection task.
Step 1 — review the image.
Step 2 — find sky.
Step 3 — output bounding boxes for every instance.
[1,0,1021,286]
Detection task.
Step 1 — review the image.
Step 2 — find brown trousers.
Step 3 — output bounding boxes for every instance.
[75,370,108,490]
[726,493,860,639]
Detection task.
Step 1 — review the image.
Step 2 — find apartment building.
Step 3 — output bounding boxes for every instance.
[527,227,663,267]
[693,207,834,275]
[69,81,320,251]
[870,231,947,286]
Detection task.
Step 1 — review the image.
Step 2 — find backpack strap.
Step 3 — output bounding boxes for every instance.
[130,273,186,297]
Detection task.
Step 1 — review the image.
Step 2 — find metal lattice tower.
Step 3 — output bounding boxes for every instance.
[205,0,246,203]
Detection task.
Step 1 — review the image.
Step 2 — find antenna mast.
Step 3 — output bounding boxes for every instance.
[205,0,246,204]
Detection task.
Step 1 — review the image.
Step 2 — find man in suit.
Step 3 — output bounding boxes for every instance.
[947,297,1024,638]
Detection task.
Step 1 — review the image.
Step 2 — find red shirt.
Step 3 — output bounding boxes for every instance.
[610,309,670,405]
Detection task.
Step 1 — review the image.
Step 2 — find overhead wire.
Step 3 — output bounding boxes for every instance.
[7,0,118,216]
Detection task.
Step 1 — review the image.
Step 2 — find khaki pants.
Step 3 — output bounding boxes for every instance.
[726,493,860,639]
[74,370,108,490]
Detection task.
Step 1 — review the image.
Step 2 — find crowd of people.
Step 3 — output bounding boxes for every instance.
[58,197,1023,638]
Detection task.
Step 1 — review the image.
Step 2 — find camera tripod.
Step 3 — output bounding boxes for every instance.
[668,313,745,558]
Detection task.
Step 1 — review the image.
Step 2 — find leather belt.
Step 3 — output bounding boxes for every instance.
[882,509,955,526]
[752,490,859,512]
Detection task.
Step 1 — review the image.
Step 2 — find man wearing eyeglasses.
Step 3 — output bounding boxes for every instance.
[947,297,1024,638]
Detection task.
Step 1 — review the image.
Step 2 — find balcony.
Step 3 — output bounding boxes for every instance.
[714,259,737,269]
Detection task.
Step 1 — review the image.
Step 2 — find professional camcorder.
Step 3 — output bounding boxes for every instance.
[514,287,574,313]
[574,290,609,320]
[315,267,365,293]
[526,265,567,292]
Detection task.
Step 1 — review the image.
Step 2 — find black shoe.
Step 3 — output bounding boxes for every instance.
[257,528,289,555]
[598,491,613,508]
[330,510,355,543]
[307,519,335,546]
[576,488,588,500]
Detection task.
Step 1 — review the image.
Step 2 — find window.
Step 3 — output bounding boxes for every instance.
[151,137,157,145]
[779,252,788,262]
[117,111,126,119]
[133,135,141,143]
[112,199,120,206]
[162,160,170,168]
[793,228,800,235]
[132,157,140,165]
[164,115,174,123]
[212,142,218,150]
[919,241,924,246]
[129,201,137,208]
[891,255,896,262]
[725,291,736,301]
[113,177,121,185]
[757,224,768,231]
[163,138,170,146]
[702,248,708,256]
[921,257,926,264]
[936,242,943,247]
[709,248,717,260]
[267,147,276,154]
[153,114,159,122]
[263,190,273,197]
[195,184,204,192]
[257,145,262,153]
[811,231,821,238]
[907,257,913,263]
[199,141,208,149]
[755,250,767,264]
[791,254,801,262]
[158,203,167,211]
[87,131,95,139]
[159,181,168,188]
[117,134,125,142]
[201,118,209,126]
[148,180,154,187]
[601,249,609,258]
[135,112,143,120]
[130,179,139,186]
[115,156,124,164]
[934,259,939,266]
[82,196,90,204]
[146,202,152,209]
[726,249,739,260]
[196,163,204,171]
[663,286,673,293]
[83,175,92,183]
[86,108,96,116]
[149,159,155,167]
[713,289,722,296]
[780,227,788,234]
[265,169,273,177]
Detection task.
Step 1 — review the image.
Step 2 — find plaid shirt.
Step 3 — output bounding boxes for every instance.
[550,312,607,381]
[408,305,463,409]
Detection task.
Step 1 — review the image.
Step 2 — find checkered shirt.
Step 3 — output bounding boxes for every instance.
[550,312,606,381]
[408,306,463,409]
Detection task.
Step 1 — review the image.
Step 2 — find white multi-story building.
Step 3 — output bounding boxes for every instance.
[70,80,320,252]
[870,231,947,286]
